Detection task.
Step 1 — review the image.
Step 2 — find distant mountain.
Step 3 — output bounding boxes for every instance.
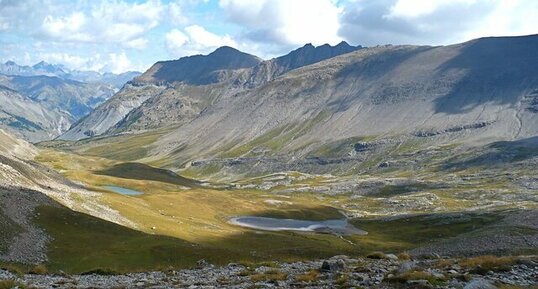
[67,70,142,89]
[0,61,34,76]
[0,85,70,142]
[0,61,141,141]
[0,74,115,119]
[61,42,362,140]
[0,61,141,89]
[32,61,68,76]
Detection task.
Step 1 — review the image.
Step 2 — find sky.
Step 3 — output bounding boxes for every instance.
[0,0,536,73]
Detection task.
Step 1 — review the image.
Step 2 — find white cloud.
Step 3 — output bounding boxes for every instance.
[166,29,189,51]
[386,0,477,19]
[125,38,149,50]
[461,0,538,40]
[219,0,343,47]
[40,0,165,48]
[104,52,135,74]
[165,25,236,57]
[0,21,9,31]
[28,51,139,73]
[168,1,189,25]
[34,52,103,71]
[339,0,538,46]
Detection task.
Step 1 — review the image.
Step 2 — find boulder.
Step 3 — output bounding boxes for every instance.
[320,259,346,272]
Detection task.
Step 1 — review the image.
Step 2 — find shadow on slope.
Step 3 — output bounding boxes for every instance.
[34,203,237,274]
[94,162,200,188]
[442,136,538,171]
[211,209,530,261]
[5,189,534,274]
[434,34,538,114]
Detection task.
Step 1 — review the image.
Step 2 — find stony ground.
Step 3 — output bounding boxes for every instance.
[1,255,536,289]
[0,188,57,264]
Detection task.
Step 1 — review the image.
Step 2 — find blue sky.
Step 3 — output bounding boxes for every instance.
[0,0,536,73]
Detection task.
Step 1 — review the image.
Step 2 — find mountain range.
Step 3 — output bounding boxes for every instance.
[0,61,141,89]
[59,35,538,176]
[0,61,141,142]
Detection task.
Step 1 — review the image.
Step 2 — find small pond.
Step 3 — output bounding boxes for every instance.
[229,216,367,236]
[102,185,144,196]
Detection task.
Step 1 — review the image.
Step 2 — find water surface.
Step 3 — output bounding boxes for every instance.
[102,185,143,196]
[229,216,367,236]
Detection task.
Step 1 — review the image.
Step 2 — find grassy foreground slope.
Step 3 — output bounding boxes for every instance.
[28,201,509,274]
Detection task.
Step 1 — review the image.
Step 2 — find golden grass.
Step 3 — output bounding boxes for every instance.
[433,259,454,268]
[389,270,445,284]
[0,280,23,289]
[29,264,48,275]
[397,252,412,260]
[250,269,288,282]
[459,255,517,272]
[295,269,320,282]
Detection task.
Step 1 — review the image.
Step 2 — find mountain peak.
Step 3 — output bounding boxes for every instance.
[135,47,261,85]
[336,41,351,47]
[211,46,240,54]
[274,41,362,71]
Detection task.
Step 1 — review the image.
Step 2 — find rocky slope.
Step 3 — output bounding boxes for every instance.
[0,62,140,142]
[0,86,70,142]
[142,35,537,171]
[59,36,538,168]
[59,42,363,140]
[0,130,134,264]
[0,74,115,119]
[1,254,536,288]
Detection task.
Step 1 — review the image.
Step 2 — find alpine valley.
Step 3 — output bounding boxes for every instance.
[0,36,537,289]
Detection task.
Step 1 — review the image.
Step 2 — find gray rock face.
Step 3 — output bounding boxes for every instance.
[0,86,70,142]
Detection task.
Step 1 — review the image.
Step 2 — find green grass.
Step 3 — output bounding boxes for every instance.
[30,196,505,274]
[0,280,25,289]
[40,128,172,162]
[388,270,446,285]
[33,203,361,274]
[350,212,503,252]
[94,162,199,187]
[221,110,332,158]
[34,205,234,274]
[251,205,344,221]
